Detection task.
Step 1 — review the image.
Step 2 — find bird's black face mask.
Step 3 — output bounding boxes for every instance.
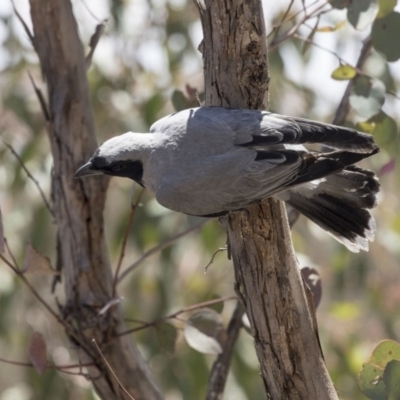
[97,159,144,186]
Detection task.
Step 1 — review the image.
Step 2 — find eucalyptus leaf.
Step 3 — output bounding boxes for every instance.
[358,340,400,399]
[357,112,399,150]
[331,65,357,80]
[329,0,349,9]
[347,0,378,30]
[377,0,397,18]
[184,308,227,355]
[383,360,400,400]
[358,361,386,400]
[372,12,400,61]
[349,76,385,118]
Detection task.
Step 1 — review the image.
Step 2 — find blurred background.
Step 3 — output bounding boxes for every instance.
[0,0,399,399]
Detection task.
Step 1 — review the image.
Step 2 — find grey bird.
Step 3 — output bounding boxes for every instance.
[75,107,380,252]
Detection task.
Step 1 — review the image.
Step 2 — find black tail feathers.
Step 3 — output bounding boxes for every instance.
[284,166,379,252]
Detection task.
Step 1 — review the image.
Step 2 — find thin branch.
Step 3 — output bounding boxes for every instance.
[11,0,34,45]
[0,356,93,371]
[204,246,227,273]
[293,33,368,74]
[0,136,54,216]
[0,253,62,324]
[4,239,18,271]
[92,339,136,400]
[267,0,321,39]
[27,71,50,122]
[268,0,295,40]
[0,247,88,354]
[112,188,145,297]
[86,21,107,69]
[333,37,373,126]
[269,1,330,51]
[118,296,238,337]
[387,91,400,101]
[117,219,208,284]
[206,302,244,400]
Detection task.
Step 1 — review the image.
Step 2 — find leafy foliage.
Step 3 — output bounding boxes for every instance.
[358,340,400,400]
[0,0,399,399]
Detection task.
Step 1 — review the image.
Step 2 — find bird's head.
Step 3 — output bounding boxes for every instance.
[75,132,149,185]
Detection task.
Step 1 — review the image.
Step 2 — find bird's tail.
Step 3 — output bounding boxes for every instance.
[281,165,380,252]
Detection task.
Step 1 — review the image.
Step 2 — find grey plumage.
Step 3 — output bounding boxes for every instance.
[75,107,380,252]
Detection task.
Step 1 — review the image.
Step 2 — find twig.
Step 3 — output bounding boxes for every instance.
[98,297,122,315]
[267,0,321,39]
[86,21,107,69]
[117,219,208,284]
[3,242,101,373]
[0,356,93,371]
[118,296,238,337]
[11,0,34,45]
[27,71,50,122]
[333,37,373,126]
[0,137,54,216]
[206,302,244,400]
[387,91,400,101]
[4,239,18,270]
[269,1,330,51]
[204,246,227,273]
[112,188,145,297]
[293,33,368,74]
[268,0,295,40]
[92,339,136,400]
[0,253,62,324]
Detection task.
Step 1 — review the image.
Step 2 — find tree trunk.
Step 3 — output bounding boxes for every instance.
[195,1,339,399]
[29,1,162,399]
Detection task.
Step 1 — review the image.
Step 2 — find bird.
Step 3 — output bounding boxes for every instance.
[75,107,380,252]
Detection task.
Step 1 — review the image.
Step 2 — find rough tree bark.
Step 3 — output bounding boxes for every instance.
[29,1,162,399]
[195,1,339,399]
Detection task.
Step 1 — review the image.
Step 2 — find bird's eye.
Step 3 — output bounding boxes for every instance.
[112,163,125,172]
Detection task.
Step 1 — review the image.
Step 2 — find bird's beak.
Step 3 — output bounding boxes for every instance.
[74,161,102,178]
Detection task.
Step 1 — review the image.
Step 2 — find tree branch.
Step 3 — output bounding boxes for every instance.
[333,36,373,126]
[28,1,162,398]
[195,1,338,398]
[206,302,244,400]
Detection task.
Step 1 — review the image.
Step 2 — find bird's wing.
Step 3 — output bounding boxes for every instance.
[151,107,377,153]
[155,148,303,216]
[221,109,377,153]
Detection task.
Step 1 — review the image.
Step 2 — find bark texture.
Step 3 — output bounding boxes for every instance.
[29,1,162,399]
[196,1,339,399]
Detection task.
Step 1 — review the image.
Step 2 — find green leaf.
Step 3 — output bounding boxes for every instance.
[377,0,397,19]
[329,0,350,9]
[142,93,165,126]
[372,12,400,62]
[184,308,227,355]
[348,0,379,30]
[171,90,188,112]
[349,76,385,118]
[357,112,399,150]
[331,65,357,80]
[155,323,177,354]
[370,340,400,368]
[384,360,400,400]
[358,362,386,400]
[171,89,199,112]
[358,340,400,399]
